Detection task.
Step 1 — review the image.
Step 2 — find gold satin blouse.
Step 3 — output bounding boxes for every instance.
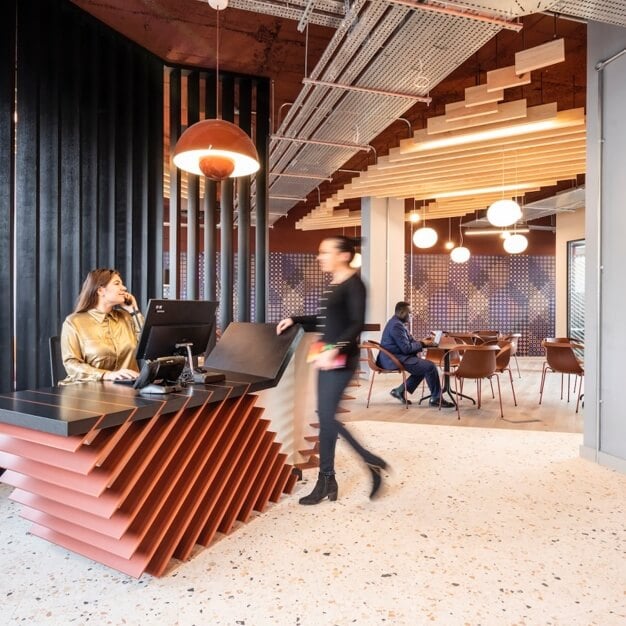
[60,308,144,383]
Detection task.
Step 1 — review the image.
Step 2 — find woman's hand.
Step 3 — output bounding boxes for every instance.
[313,347,341,370]
[276,317,294,335]
[120,292,138,314]
[103,368,139,381]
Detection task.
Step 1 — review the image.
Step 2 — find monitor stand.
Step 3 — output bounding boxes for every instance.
[176,341,223,384]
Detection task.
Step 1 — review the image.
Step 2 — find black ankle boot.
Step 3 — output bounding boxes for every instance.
[367,459,388,499]
[299,472,338,505]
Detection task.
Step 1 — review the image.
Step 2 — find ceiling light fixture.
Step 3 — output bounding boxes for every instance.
[450,217,470,263]
[503,233,529,254]
[412,201,437,249]
[465,227,530,236]
[173,0,260,181]
[487,198,522,226]
[444,217,455,250]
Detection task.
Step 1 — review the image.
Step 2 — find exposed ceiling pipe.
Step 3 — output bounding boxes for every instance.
[269,171,333,181]
[272,134,375,153]
[302,78,432,104]
[387,0,523,31]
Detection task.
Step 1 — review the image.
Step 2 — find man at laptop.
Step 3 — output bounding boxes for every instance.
[378,301,454,408]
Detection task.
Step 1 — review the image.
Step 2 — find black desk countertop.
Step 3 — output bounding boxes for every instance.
[0,322,303,437]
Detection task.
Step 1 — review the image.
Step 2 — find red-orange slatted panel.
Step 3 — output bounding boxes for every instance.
[216,419,271,536]
[254,450,287,513]
[172,405,261,562]
[269,463,293,503]
[238,439,281,523]
[145,396,257,575]
[0,422,85,452]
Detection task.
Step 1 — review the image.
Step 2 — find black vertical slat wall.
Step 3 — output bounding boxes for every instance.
[255,80,271,323]
[0,1,16,391]
[0,0,164,392]
[166,66,270,328]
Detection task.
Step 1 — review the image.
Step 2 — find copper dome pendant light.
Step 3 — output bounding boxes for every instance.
[173,0,260,181]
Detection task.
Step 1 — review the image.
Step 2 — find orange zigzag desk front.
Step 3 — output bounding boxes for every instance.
[0,380,296,578]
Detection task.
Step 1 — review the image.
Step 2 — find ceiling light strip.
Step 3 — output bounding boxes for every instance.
[302,78,432,104]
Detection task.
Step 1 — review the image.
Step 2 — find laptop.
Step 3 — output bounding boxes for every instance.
[431,330,443,347]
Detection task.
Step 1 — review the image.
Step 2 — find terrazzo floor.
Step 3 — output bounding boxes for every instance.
[1,422,625,626]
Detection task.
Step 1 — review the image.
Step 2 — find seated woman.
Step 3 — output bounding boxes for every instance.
[60,268,144,383]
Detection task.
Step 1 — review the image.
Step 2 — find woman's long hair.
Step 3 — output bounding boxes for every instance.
[74,268,120,313]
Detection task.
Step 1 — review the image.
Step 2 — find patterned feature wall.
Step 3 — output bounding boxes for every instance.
[165,252,554,356]
[406,255,555,356]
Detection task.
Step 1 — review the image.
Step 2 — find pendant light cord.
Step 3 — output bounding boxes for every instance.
[216,8,220,118]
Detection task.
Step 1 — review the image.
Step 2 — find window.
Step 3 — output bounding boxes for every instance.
[567,239,585,343]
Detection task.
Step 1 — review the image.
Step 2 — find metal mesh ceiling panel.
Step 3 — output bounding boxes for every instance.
[552,0,626,27]
[230,0,345,28]
[267,3,500,219]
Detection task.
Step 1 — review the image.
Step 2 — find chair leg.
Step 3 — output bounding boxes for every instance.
[508,367,517,406]
[539,367,548,404]
[453,376,461,420]
[514,354,521,378]
[402,374,409,409]
[489,378,495,399]
[494,374,503,418]
[576,375,583,413]
[476,379,482,409]
[366,373,376,408]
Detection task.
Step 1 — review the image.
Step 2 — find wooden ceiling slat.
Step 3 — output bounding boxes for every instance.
[428,99,527,134]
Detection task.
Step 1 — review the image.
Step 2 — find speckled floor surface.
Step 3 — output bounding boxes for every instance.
[1,422,625,626]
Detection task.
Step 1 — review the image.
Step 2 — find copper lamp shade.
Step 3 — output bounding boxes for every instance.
[173,119,260,181]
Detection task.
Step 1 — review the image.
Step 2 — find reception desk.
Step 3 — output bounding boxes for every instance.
[0,323,303,578]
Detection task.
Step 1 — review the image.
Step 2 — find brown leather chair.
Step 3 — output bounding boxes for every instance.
[539,340,584,413]
[495,341,517,406]
[472,330,500,345]
[501,332,522,378]
[451,345,502,420]
[361,340,409,409]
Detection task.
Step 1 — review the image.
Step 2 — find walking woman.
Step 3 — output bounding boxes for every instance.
[276,236,388,504]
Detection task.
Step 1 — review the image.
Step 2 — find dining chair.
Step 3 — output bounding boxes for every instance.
[495,341,517,406]
[361,340,409,409]
[451,345,502,420]
[501,332,522,378]
[539,340,584,413]
[472,330,500,345]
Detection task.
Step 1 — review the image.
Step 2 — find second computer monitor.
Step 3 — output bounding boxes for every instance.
[135,299,218,362]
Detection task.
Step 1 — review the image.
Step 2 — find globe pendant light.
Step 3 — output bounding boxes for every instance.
[487,198,522,227]
[450,217,471,263]
[172,0,260,181]
[413,226,437,248]
[450,246,470,263]
[412,202,437,249]
[349,252,362,269]
[503,232,528,254]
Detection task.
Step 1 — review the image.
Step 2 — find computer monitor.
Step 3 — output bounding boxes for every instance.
[135,299,219,363]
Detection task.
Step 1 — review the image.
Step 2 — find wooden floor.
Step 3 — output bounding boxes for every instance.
[344,357,584,433]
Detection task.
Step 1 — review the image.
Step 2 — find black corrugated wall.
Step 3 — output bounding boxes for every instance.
[0,0,164,392]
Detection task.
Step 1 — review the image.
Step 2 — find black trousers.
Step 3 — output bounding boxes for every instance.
[317,367,381,475]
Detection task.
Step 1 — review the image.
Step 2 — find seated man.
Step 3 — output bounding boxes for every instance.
[378,301,454,408]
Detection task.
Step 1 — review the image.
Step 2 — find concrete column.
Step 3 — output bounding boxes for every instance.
[360,196,405,337]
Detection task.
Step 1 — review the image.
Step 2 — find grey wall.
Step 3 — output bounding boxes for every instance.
[584,21,626,472]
